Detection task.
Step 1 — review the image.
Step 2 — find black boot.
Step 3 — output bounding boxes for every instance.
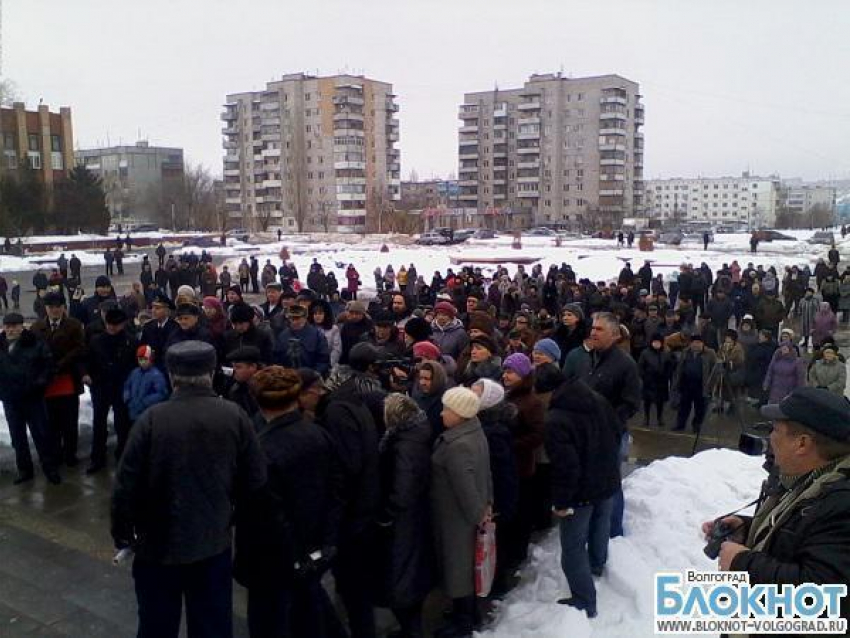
[434,597,475,638]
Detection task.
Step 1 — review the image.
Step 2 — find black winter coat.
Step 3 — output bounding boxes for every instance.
[584,345,641,430]
[235,410,343,588]
[0,330,54,402]
[339,317,373,365]
[637,347,673,402]
[746,340,777,392]
[478,401,520,521]
[140,318,180,371]
[87,329,138,392]
[553,321,588,367]
[319,380,381,539]
[223,325,275,365]
[111,386,267,564]
[545,378,621,508]
[30,316,86,394]
[374,413,434,608]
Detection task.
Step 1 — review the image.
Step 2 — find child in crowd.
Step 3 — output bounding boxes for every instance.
[123,345,169,422]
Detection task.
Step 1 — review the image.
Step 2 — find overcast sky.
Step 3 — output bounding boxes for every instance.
[6,0,850,182]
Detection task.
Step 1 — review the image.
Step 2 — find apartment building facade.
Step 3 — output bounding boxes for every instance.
[0,102,74,190]
[457,72,644,230]
[784,184,836,217]
[222,73,400,234]
[645,174,780,228]
[75,141,184,226]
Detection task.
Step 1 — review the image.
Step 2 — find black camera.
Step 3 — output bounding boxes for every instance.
[739,421,772,456]
[704,521,735,559]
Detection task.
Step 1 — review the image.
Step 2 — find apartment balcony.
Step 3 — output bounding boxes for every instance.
[493,122,507,130]
[223,140,240,150]
[387,132,400,143]
[600,96,628,105]
[599,143,626,151]
[387,102,400,112]
[493,192,507,199]
[333,95,365,106]
[261,116,281,126]
[262,147,281,157]
[492,151,508,158]
[493,106,508,117]
[459,193,478,201]
[337,177,368,186]
[458,165,478,174]
[517,101,541,111]
[459,125,479,134]
[226,196,241,205]
[493,164,508,171]
[517,116,540,126]
[459,106,479,119]
[517,159,540,169]
[222,126,239,135]
[600,188,625,196]
[459,137,479,146]
[459,151,479,160]
[262,179,282,188]
[388,162,400,171]
[600,111,627,120]
[492,179,506,186]
[517,176,540,183]
[600,158,626,166]
[334,128,365,138]
[517,190,540,198]
[599,128,626,136]
[260,101,279,110]
[600,174,626,182]
[516,146,541,155]
[337,193,366,202]
[517,131,540,140]
[635,112,645,125]
[221,110,237,121]
[334,112,365,123]
[459,179,478,187]
[224,169,240,177]
[334,160,366,170]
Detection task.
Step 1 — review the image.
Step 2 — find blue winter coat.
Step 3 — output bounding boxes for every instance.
[123,366,169,421]
[275,323,330,375]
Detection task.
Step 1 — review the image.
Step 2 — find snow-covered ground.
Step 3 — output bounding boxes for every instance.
[481,449,765,638]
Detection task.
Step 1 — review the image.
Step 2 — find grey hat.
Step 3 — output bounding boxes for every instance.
[563,303,584,322]
[166,340,217,376]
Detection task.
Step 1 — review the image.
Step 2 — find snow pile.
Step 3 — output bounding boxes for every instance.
[481,449,766,638]
[0,388,93,448]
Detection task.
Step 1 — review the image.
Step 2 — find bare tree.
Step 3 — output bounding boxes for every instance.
[0,79,21,107]
[181,163,217,230]
[316,199,336,232]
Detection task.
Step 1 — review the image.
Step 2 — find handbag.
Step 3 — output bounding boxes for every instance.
[474,519,497,598]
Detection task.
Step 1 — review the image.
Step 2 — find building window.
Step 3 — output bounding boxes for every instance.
[28,134,39,151]
[5,152,17,169]
[28,152,42,169]
[3,133,15,150]
[52,152,64,170]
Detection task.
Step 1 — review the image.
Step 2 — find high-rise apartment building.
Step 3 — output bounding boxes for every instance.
[645,174,780,228]
[222,73,400,234]
[75,141,184,226]
[457,72,644,230]
[0,102,74,190]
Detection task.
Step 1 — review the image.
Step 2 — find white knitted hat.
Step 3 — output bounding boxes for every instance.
[474,378,504,410]
[442,387,481,420]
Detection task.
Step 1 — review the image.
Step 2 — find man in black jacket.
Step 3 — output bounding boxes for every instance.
[111,341,266,638]
[30,292,87,467]
[317,342,383,638]
[85,307,137,473]
[585,312,640,539]
[0,313,60,484]
[224,346,263,424]
[546,375,621,618]
[139,293,178,372]
[235,367,345,638]
[224,302,274,364]
[702,388,850,625]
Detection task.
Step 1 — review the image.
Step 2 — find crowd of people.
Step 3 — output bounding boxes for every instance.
[1,244,849,638]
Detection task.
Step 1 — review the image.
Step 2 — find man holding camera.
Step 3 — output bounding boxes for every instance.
[702,387,850,625]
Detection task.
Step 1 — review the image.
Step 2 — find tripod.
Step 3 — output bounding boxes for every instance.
[691,360,745,456]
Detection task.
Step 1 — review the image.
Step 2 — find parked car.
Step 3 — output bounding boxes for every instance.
[658,230,684,245]
[182,236,220,248]
[808,231,835,245]
[132,223,161,233]
[227,228,251,242]
[416,231,450,246]
[525,227,557,236]
[451,229,476,243]
[473,228,497,239]
[754,230,796,242]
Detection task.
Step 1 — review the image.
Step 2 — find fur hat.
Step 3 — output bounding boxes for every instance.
[441,386,481,420]
[250,366,302,410]
[177,285,196,299]
[384,393,422,430]
[468,311,495,336]
[346,300,367,314]
[473,378,505,410]
[470,333,499,356]
[404,316,432,343]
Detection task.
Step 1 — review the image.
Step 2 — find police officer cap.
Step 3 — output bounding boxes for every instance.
[761,387,850,442]
[166,340,217,376]
[227,346,262,365]
[152,293,175,310]
[3,312,24,326]
[43,291,65,307]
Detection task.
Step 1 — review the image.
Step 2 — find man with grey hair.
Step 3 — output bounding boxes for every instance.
[111,340,266,638]
[585,312,641,539]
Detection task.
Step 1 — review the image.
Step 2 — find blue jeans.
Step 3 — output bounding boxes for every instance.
[610,432,631,538]
[558,497,614,614]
